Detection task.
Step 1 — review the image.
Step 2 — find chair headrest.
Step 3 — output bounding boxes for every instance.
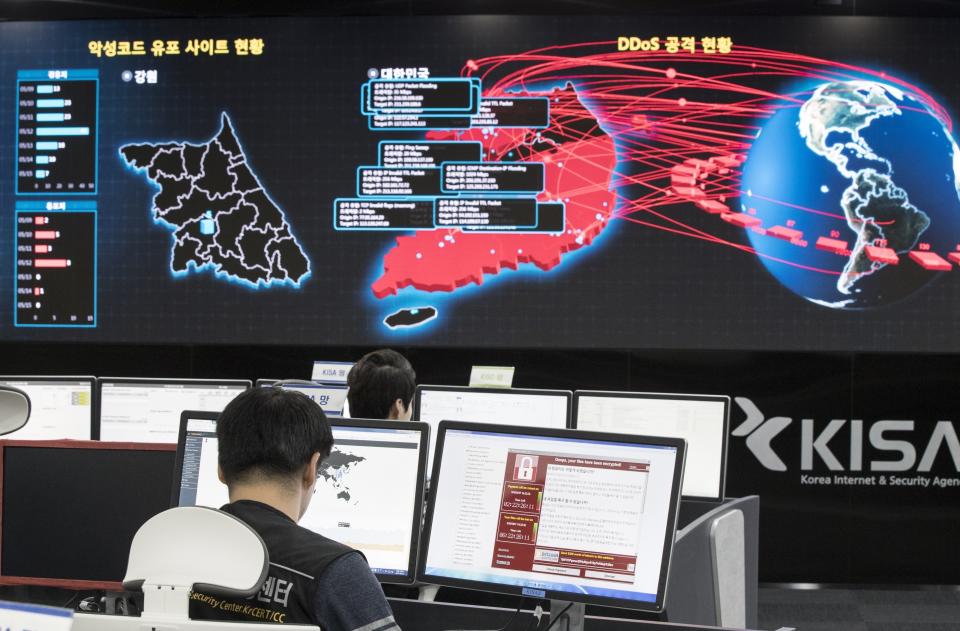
[0,386,30,436]
[124,506,268,598]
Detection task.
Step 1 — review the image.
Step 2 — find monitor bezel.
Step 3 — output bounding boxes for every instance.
[170,410,220,509]
[413,385,574,429]
[172,411,430,585]
[0,439,176,591]
[572,390,730,502]
[96,377,251,442]
[0,375,96,440]
[417,420,686,613]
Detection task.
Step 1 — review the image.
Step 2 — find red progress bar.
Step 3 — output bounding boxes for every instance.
[909,251,952,271]
[864,246,899,265]
[672,186,705,198]
[948,252,960,266]
[34,244,51,254]
[816,236,849,255]
[34,231,59,240]
[721,212,762,228]
[697,200,729,214]
[712,154,745,168]
[34,259,69,268]
[767,225,803,242]
[687,158,717,172]
[672,164,698,177]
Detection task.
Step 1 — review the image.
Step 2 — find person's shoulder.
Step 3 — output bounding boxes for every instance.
[319,550,373,578]
[223,501,355,572]
[314,553,398,631]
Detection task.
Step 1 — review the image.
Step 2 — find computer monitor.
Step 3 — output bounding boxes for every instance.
[173,411,428,583]
[419,421,685,612]
[0,376,94,440]
[413,385,572,472]
[97,378,250,443]
[573,391,730,501]
[256,379,349,417]
[0,440,175,589]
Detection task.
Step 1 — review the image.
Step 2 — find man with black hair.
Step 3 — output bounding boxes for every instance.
[189,387,400,631]
[346,349,416,420]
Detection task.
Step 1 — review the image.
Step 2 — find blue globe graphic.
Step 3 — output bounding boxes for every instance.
[740,80,960,308]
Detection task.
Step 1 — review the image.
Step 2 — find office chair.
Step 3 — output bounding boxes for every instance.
[72,506,318,630]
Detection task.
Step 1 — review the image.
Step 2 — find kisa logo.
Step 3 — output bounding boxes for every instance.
[732,397,960,474]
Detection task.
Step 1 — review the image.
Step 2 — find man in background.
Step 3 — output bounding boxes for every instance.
[346,349,416,420]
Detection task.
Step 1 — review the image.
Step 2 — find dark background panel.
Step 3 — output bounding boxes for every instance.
[846,353,960,583]
[5,0,960,19]
[2,16,960,350]
[1,446,174,583]
[2,0,960,588]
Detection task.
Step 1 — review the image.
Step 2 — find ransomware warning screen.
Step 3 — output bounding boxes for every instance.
[492,452,650,584]
[3,16,960,351]
[424,429,679,604]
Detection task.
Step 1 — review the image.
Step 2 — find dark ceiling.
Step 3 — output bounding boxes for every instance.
[2,0,960,20]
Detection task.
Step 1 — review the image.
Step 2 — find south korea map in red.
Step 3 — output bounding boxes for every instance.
[371,83,617,298]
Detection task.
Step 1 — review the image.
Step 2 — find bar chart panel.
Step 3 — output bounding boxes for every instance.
[16,69,99,195]
[15,201,96,327]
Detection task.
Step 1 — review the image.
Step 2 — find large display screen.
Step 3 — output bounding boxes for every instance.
[174,414,428,583]
[414,385,571,473]
[574,391,729,500]
[2,16,959,350]
[420,422,684,611]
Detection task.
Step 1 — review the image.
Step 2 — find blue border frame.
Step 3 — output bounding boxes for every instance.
[441,161,546,195]
[333,198,437,232]
[435,197,539,230]
[13,200,97,328]
[377,140,483,167]
[15,69,99,196]
[356,166,442,198]
[461,201,566,234]
[474,97,551,129]
[368,113,473,131]
[335,197,550,232]
[361,78,481,115]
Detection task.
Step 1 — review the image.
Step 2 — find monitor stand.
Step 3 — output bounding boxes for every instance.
[549,600,585,631]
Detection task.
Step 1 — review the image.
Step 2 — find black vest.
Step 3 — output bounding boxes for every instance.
[189,500,357,626]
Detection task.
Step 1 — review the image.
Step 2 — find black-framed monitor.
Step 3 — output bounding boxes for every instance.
[573,391,730,501]
[0,376,94,440]
[413,385,572,473]
[256,379,349,417]
[419,421,685,612]
[97,378,250,443]
[173,411,428,584]
[0,439,175,590]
